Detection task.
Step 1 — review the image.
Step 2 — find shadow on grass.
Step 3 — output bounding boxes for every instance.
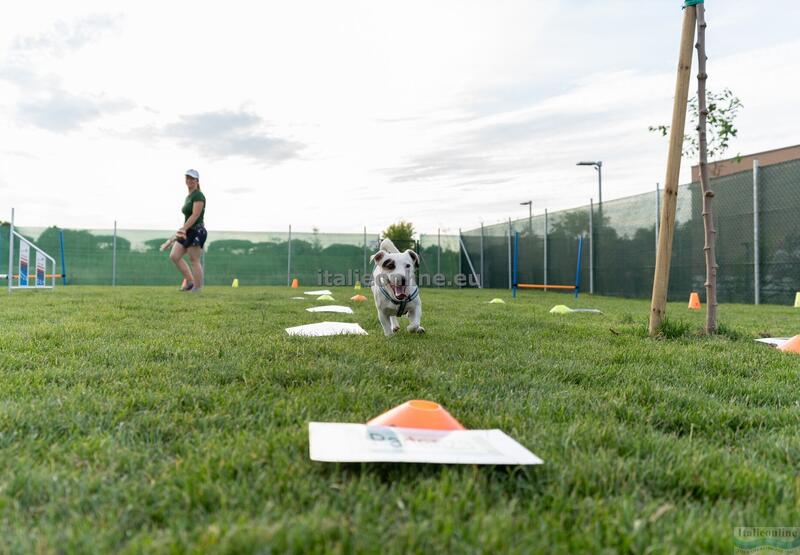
[317,461,548,495]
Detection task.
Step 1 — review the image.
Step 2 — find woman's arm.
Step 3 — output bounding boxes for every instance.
[181,201,205,232]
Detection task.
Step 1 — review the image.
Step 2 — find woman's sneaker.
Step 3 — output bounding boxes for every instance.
[180,282,194,291]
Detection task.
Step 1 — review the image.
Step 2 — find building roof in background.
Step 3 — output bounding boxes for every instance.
[691,144,800,181]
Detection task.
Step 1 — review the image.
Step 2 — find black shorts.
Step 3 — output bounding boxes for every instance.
[178,226,207,249]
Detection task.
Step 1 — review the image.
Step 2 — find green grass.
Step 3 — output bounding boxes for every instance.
[0,286,798,553]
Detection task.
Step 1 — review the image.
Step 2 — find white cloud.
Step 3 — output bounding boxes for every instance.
[16,91,133,132]
[160,111,304,165]
[0,0,797,234]
[10,13,121,58]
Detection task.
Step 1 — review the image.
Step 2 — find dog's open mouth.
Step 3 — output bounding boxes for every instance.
[390,284,408,300]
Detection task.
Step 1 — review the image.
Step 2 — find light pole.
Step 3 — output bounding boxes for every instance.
[577,161,602,295]
[520,201,532,236]
[576,161,602,205]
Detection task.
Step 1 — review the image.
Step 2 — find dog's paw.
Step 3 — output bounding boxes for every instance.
[392,326,400,333]
[407,325,425,334]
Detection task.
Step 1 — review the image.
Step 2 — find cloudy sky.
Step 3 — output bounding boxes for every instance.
[1,0,798,235]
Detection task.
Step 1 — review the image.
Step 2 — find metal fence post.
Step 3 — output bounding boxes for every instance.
[59,229,67,285]
[287,225,292,286]
[544,209,548,288]
[112,220,117,287]
[458,228,463,288]
[507,218,512,289]
[363,226,367,284]
[458,233,481,289]
[753,160,760,305]
[437,228,441,285]
[480,223,484,288]
[8,208,14,294]
[589,199,594,294]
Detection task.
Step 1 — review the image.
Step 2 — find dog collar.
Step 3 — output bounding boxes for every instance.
[378,284,419,317]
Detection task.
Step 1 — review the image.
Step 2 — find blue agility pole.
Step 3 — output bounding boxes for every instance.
[59,229,67,285]
[574,235,584,299]
[512,231,519,299]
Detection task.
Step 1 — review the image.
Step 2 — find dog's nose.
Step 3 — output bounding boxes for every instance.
[398,275,407,285]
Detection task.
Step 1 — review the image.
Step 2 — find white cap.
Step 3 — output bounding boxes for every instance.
[185,169,199,180]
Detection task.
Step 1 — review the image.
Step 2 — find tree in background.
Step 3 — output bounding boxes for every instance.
[382,221,415,251]
[649,87,743,166]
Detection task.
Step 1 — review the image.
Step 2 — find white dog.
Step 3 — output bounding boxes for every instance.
[371,238,425,337]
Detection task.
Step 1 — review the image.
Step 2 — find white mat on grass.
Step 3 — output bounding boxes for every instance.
[755,337,790,347]
[309,423,543,465]
[286,322,367,337]
[304,290,332,296]
[306,305,354,314]
[291,297,307,300]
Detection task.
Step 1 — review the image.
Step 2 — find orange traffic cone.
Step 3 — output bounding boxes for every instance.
[778,335,800,354]
[350,294,367,301]
[291,278,299,288]
[367,400,466,431]
[688,291,701,310]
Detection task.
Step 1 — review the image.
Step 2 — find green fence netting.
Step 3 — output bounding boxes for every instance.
[0,225,466,289]
[460,158,800,304]
[0,227,384,288]
[2,158,798,301]
[418,233,460,287]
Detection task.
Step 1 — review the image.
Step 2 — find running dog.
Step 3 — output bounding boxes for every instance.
[371,238,424,336]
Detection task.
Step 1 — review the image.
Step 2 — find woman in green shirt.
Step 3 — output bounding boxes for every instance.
[170,169,207,292]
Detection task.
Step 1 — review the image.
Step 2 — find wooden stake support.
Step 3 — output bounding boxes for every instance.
[648,5,698,336]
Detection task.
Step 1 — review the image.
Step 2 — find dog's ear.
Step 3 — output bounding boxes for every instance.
[370,251,386,264]
[404,249,419,268]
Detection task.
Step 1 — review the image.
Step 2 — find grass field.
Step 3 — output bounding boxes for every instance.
[1,286,798,553]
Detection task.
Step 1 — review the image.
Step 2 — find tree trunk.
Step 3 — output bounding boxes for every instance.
[696,3,718,333]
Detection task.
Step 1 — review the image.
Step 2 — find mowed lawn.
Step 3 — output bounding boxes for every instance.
[0,286,798,553]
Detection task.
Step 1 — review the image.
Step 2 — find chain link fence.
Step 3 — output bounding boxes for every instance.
[0,224,466,289]
[2,158,798,300]
[417,232,460,287]
[460,158,800,304]
[0,226,384,287]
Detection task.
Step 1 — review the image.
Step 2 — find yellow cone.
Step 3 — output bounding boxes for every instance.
[232,278,239,288]
[794,292,800,308]
[489,298,505,304]
[354,282,362,290]
[549,305,572,314]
